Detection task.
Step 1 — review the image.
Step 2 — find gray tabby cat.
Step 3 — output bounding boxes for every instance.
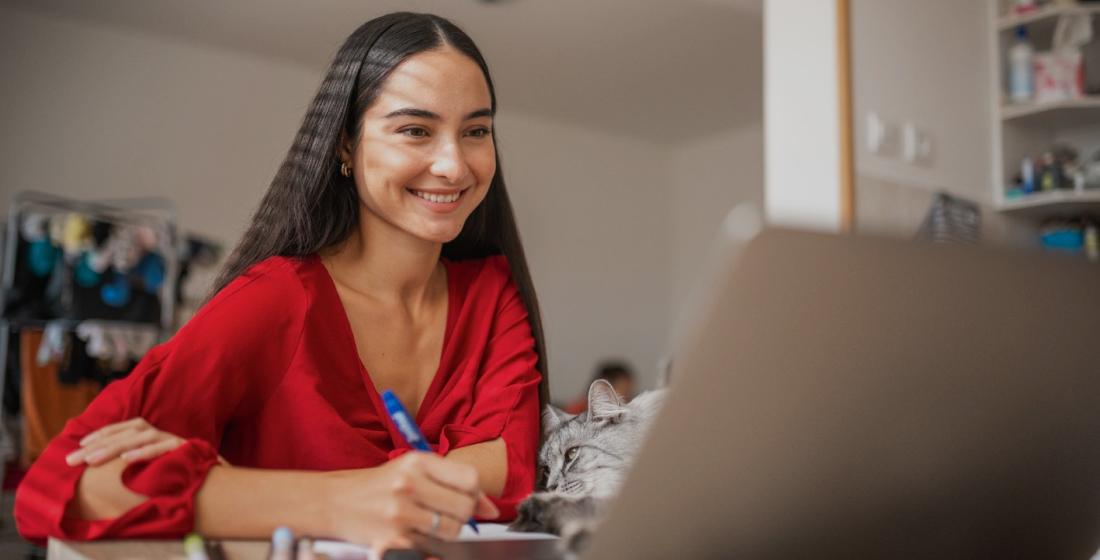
[510,379,665,551]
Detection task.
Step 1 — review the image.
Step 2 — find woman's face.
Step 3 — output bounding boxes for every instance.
[343,47,496,246]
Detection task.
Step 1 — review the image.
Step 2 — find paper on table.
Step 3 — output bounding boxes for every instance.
[313,523,558,560]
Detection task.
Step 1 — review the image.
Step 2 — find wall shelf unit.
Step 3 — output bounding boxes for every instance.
[996,2,1100,31]
[1001,96,1100,127]
[989,0,1100,219]
[999,189,1100,218]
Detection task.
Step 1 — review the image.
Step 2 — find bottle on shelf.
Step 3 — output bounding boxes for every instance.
[1085,222,1099,261]
[1010,0,1038,18]
[1009,26,1035,104]
[1022,156,1035,194]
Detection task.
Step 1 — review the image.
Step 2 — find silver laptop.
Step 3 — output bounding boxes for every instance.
[586,227,1100,560]
[429,227,1100,560]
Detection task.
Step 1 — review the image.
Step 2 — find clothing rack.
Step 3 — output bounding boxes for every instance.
[0,191,180,494]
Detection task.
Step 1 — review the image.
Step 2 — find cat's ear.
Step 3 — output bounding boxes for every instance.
[587,379,624,423]
[543,405,573,432]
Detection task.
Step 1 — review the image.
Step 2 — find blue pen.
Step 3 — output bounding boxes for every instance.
[382,390,481,535]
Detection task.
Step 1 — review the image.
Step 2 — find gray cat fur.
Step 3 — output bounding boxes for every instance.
[510,379,665,546]
[541,379,665,497]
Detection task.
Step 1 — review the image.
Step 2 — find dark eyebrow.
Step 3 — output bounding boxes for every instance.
[463,108,493,120]
[384,108,440,120]
[383,107,493,121]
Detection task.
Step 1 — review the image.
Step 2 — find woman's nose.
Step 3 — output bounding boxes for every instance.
[429,139,470,184]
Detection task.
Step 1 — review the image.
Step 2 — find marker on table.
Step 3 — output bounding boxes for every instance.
[382,390,481,535]
[183,533,210,560]
[270,526,295,560]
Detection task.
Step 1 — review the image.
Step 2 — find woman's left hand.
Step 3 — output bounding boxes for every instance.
[65,417,192,466]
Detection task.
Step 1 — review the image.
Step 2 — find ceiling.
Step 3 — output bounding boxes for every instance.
[0,0,763,145]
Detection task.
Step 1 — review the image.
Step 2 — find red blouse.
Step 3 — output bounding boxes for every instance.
[15,255,541,543]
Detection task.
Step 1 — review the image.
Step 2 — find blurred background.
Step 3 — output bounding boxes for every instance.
[0,0,764,401]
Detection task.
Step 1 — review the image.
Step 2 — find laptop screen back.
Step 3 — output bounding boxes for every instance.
[583,228,1100,560]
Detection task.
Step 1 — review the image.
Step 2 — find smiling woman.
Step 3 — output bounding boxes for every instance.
[342,48,497,248]
[13,12,549,553]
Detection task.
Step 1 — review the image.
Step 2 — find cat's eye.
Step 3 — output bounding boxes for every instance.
[566,446,579,461]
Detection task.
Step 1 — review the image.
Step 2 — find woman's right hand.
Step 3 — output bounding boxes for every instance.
[325,452,499,551]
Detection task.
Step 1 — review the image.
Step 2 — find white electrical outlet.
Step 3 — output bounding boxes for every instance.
[902,122,934,165]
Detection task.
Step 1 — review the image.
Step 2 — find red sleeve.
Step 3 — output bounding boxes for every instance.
[14,258,306,544]
[464,259,540,520]
[387,257,541,520]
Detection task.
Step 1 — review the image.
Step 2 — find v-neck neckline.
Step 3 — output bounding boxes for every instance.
[314,255,459,428]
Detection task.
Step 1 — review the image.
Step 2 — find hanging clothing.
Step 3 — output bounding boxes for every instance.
[19,329,99,467]
[4,331,22,416]
[15,254,541,543]
[57,332,101,386]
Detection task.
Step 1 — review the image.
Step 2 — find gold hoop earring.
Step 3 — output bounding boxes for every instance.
[340,163,353,178]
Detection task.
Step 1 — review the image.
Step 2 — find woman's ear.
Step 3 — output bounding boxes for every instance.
[587,379,623,423]
[337,132,355,166]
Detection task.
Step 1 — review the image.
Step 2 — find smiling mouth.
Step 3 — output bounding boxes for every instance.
[408,188,463,204]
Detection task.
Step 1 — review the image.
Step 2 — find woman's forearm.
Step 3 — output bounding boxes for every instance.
[194,466,334,538]
[67,459,335,538]
[445,437,507,498]
[194,440,508,538]
[197,456,495,543]
[65,452,493,544]
[68,438,509,525]
[68,458,147,520]
[199,439,508,536]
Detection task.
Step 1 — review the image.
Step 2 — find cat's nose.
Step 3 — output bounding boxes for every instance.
[546,482,559,491]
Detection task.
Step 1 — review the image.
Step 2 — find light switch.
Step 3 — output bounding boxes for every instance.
[902,122,933,165]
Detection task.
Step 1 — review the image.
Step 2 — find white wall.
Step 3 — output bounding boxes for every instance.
[851,0,992,205]
[760,0,996,239]
[671,123,764,321]
[848,0,1019,242]
[764,0,842,231]
[0,5,681,402]
[495,111,673,400]
[0,4,319,245]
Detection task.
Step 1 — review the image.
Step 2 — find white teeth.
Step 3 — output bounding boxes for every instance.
[412,190,460,203]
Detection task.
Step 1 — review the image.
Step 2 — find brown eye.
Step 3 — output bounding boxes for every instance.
[566,447,579,461]
[400,126,429,138]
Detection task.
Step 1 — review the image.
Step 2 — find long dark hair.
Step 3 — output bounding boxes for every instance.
[209,12,550,409]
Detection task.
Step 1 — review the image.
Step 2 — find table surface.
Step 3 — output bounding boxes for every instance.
[48,538,272,560]
[47,524,558,559]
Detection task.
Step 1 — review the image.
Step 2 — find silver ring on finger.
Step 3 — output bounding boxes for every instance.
[429,512,441,537]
